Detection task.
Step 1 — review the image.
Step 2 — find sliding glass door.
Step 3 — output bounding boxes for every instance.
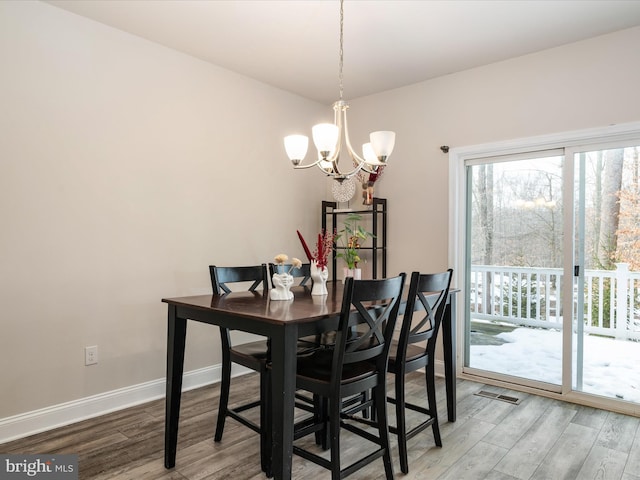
[465,151,564,390]
[573,144,640,403]
[458,128,640,410]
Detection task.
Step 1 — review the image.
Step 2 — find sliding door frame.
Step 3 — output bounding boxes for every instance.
[448,121,640,416]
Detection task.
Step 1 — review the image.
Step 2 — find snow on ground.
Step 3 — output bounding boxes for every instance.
[470,328,640,403]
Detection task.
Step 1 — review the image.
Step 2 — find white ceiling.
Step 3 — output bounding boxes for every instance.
[46,0,640,104]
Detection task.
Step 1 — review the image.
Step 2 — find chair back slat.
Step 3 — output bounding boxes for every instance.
[400,269,453,356]
[333,274,405,379]
[209,264,268,295]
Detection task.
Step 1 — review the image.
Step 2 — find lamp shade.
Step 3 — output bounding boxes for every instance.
[362,142,378,164]
[370,131,396,160]
[319,159,333,173]
[312,123,339,155]
[284,135,309,162]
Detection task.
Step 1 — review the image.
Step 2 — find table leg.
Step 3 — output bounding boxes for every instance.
[442,295,457,422]
[269,324,298,480]
[165,305,187,468]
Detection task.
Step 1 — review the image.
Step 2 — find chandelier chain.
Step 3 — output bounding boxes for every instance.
[339,0,344,101]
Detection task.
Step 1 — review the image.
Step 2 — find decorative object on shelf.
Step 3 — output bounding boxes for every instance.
[322,198,387,282]
[336,213,374,282]
[331,176,357,205]
[343,266,362,282]
[358,168,384,206]
[283,0,395,182]
[269,254,300,301]
[297,229,335,295]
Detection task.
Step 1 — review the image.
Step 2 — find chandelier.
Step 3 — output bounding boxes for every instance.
[283,0,396,181]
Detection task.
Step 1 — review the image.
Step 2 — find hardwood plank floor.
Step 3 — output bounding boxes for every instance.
[2,372,640,479]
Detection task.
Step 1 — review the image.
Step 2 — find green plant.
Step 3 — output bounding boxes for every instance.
[589,277,612,328]
[336,213,375,269]
[501,273,545,320]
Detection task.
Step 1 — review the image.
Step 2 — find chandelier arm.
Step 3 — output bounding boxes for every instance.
[323,159,364,180]
[334,144,367,180]
[325,102,344,174]
[316,162,332,174]
[322,131,342,170]
[328,101,371,179]
[341,107,368,166]
[293,158,323,169]
[345,157,366,178]
[331,158,341,176]
[333,157,365,180]
[358,162,379,175]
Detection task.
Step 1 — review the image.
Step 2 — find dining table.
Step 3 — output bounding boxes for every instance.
[162,281,458,480]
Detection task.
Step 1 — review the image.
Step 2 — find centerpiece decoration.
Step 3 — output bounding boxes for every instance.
[336,213,374,282]
[297,229,334,296]
[357,167,384,206]
[269,254,301,301]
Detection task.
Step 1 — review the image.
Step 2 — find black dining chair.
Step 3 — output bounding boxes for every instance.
[268,262,312,287]
[292,274,406,480]
[209,264,272,472]
[387,269,453,474]
[210,263,322,475]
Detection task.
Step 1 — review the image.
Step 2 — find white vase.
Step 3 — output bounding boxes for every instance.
[270,273,294,300]
[342,267,362,283]
[310,261,328,296]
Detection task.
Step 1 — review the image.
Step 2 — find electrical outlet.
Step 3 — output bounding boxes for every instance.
[85,345,98,366]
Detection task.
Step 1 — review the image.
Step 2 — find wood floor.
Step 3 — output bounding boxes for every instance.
[2,372,640,480]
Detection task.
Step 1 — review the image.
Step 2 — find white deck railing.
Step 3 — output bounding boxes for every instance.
[470,263,640,341]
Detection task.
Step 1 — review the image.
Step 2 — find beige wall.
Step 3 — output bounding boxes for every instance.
[347,25,640,280]
[1,0,639,430]
[0,1,326,419]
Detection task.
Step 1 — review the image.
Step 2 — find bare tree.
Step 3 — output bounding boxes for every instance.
[476,164,494,313]
[598,149,624,268]
[592,151,603,263]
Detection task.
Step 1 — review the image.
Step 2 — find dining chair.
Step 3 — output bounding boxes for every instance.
[210,263,322,475]
[209,264,272,472]
[387,269,453,474]
[268,262,312,287]
[292,274,406,480]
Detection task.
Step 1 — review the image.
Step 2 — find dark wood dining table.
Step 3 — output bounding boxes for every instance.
[162,282,458,480]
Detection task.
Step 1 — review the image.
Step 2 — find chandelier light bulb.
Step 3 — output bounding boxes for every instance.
[284,135,309,165]
[319,159,334,174]
[312,123,339,159]
[362,142,377,164]
[370,131,396,163]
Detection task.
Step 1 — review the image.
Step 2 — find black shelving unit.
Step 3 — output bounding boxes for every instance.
[322,197,387,282]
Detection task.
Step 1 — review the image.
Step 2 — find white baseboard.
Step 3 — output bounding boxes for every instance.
[1,360,447,445]
[0,363,251,445]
